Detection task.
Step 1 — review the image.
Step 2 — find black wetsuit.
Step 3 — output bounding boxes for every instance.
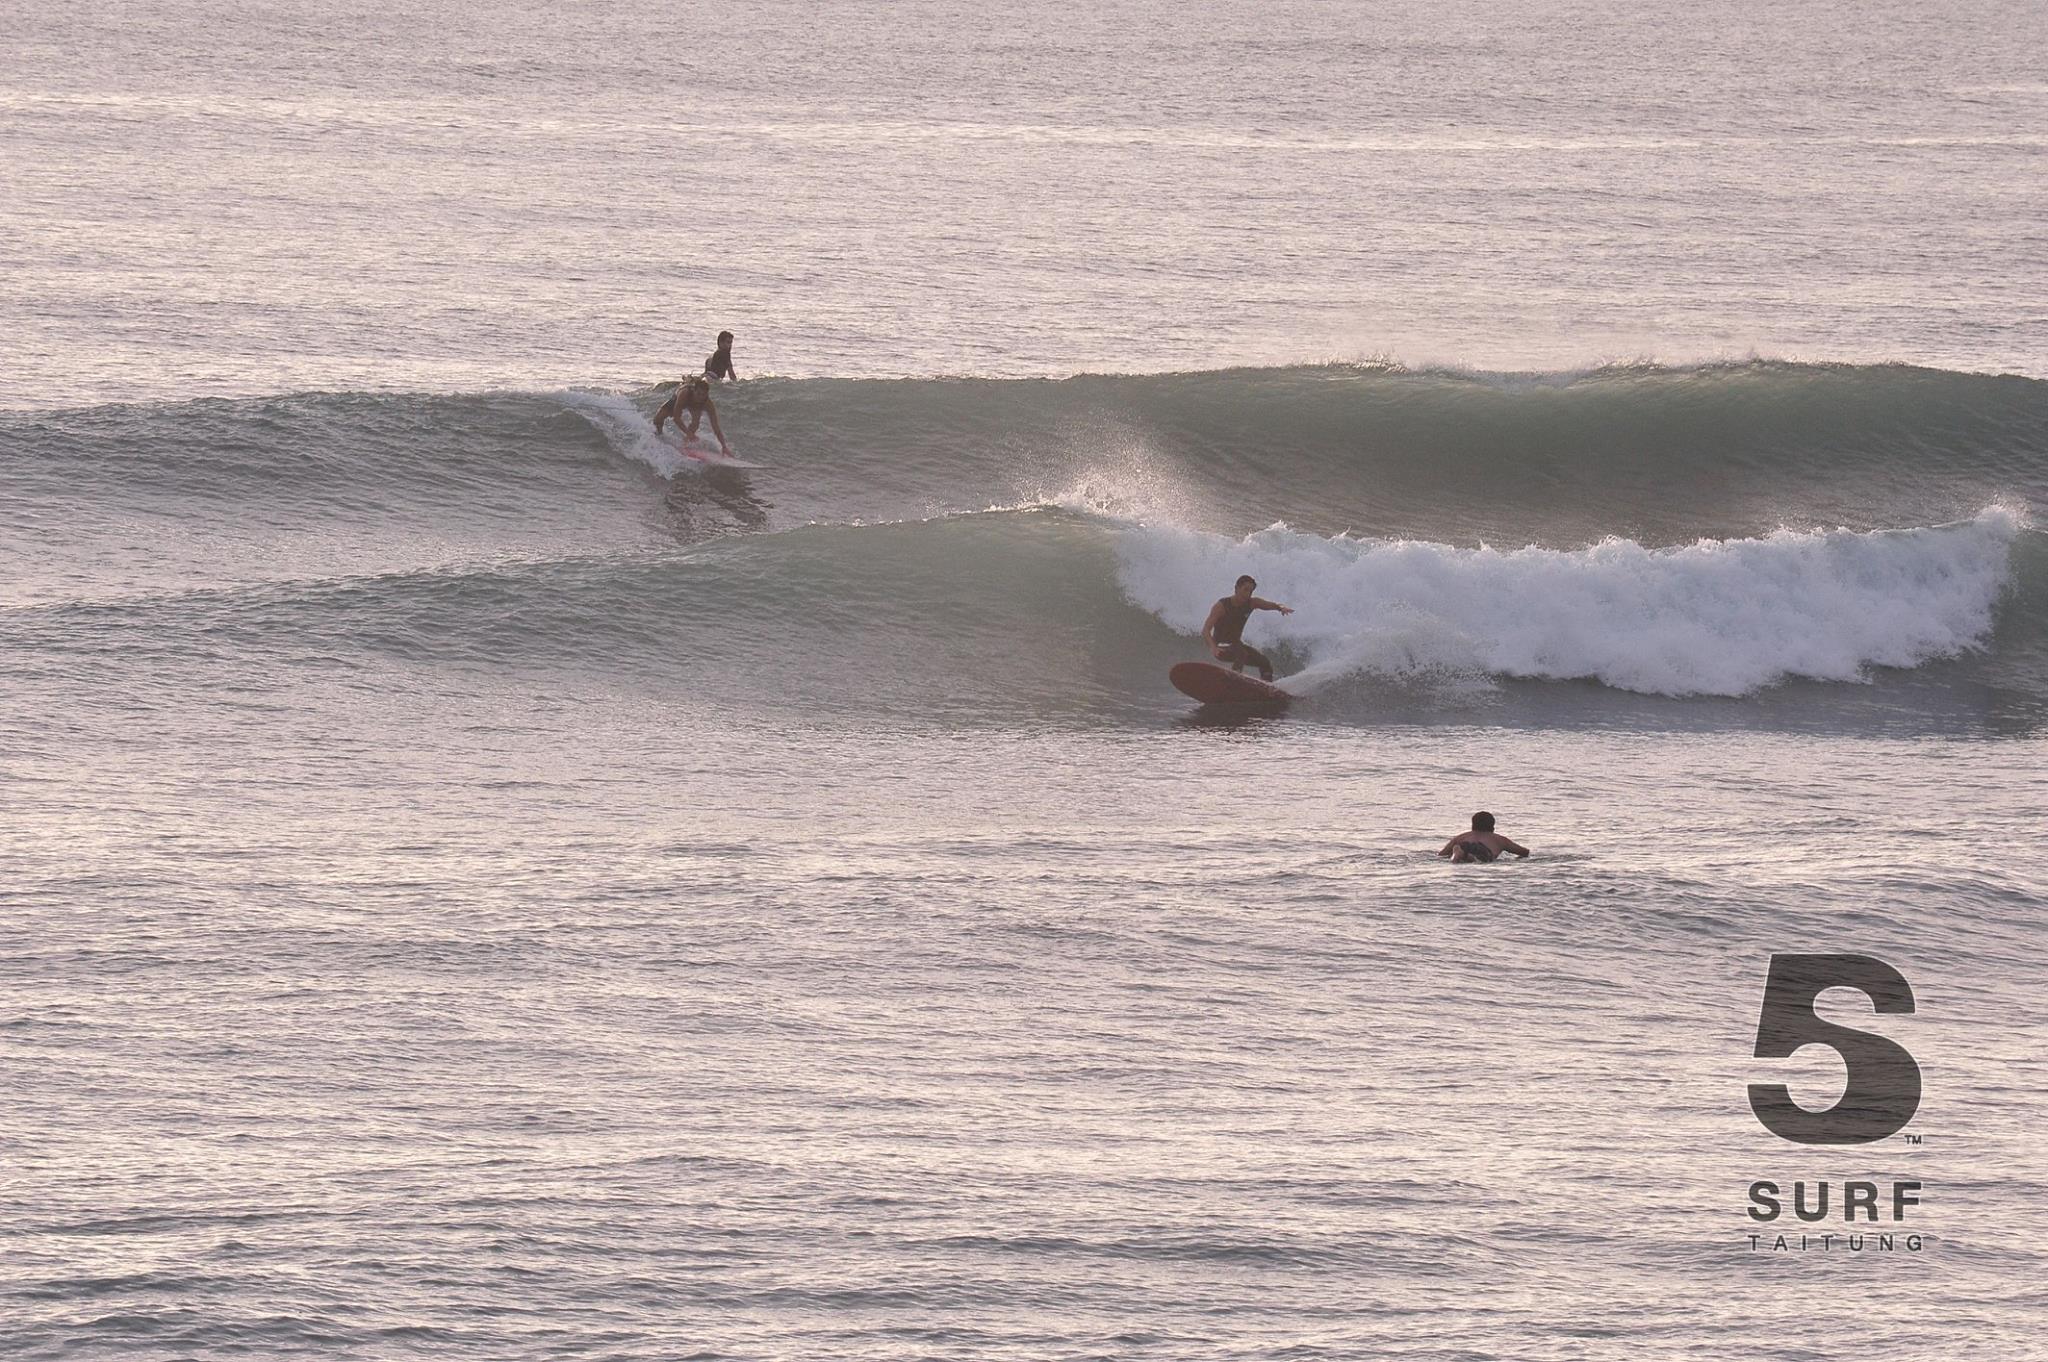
[704,349,736,380]
[1454,839,1498,862]
[1211,596,1272,679]
[1213,597,1253,645]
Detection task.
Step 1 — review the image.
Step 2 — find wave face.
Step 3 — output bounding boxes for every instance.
[3,362,2044,729]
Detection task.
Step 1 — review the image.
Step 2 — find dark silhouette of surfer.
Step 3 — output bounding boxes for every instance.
[1203,575,1293,682]
[704,330,738,381]
[1438,811,1530,863]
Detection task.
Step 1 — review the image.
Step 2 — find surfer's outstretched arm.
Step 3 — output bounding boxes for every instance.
[1501,839,1530,858]
[704,399,730,453]
[1254,597,1294,615]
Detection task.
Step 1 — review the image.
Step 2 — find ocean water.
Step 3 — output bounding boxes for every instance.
[5,2,2048,1360]
[7,0,2047,402]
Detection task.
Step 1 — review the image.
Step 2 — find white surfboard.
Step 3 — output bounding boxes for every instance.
[671,434,765,469]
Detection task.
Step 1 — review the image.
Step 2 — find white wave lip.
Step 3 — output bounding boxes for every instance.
[557,389,689,478]
[1118,508,2023,697]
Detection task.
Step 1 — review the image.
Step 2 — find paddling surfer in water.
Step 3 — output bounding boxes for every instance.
[654,375,731,457]
[1438,811,1530,863]
[1202,575,1293,682]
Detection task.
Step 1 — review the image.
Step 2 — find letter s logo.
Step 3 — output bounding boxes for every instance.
[1748,954,1921,1145]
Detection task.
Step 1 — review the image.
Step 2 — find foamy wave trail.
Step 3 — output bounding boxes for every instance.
[557,389,694,478]
[1118,508,2024,696]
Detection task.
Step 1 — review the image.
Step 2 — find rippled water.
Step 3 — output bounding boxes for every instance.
[9,715,2048,1357]
[6,0,2047,406]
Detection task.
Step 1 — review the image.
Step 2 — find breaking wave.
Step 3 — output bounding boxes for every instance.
[3,361,2043,725]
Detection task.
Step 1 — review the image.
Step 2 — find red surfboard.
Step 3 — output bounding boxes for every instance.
[1169,661,1294,704]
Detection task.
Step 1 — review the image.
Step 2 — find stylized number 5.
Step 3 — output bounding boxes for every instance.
[1748,953,1921,1145]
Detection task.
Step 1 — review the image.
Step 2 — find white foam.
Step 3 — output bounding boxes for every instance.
[1117,508,2024,697]
[557,390,687,477]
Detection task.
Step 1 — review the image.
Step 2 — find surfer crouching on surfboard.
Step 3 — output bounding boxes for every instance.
[1202,575,1293,682]
[654,375,731,457]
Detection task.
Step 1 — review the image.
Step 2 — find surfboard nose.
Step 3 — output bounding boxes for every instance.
[1169,661,1293,704]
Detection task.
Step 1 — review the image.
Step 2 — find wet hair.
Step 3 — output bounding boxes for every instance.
[717,330,734,345]
[1235,575,1257,590]
[1471,811,1495,832]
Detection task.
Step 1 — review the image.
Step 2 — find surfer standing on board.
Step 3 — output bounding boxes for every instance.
[1203,575,1293,682]
[653,375,731,456]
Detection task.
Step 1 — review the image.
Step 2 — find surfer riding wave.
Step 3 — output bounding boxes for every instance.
[1203,574,1293,682]
[655,375,731,457]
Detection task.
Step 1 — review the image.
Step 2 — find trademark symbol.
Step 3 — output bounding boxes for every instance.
[1903,1134,1923,1145]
